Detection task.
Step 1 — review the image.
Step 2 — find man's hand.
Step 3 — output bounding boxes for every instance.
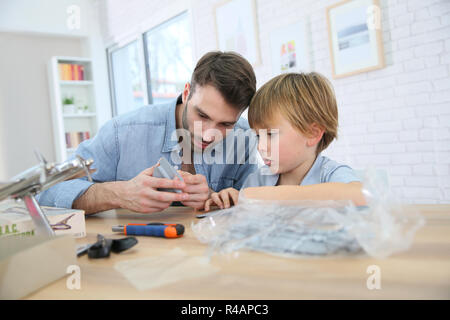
[204,187,239,212]
[177,171,210,210]
[119,165,189,213]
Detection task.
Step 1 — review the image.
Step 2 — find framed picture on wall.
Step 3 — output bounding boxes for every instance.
[269,20,312,76]
[214,0,261,66]
[326,0,385,78]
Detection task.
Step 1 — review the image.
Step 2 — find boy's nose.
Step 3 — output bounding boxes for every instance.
[258,141,269,154]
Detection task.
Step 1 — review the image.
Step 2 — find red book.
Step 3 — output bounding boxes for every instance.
[70,64,74,80]
[79,65,84,81]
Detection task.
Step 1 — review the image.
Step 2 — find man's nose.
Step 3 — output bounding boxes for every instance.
[203,134,215,142]
[202,128,219,142]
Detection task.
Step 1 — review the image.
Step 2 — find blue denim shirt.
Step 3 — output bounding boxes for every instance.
[37,99,258,208]
[242,154,361,188]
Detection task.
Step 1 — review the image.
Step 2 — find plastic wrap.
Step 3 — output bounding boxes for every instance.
[192,168,425,259]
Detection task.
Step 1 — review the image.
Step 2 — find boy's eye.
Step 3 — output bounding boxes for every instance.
[255,132,273,138]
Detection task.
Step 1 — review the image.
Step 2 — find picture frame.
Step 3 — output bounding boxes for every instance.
[269,20,312,76]
[214,0,261,66]
[326,0,385,79]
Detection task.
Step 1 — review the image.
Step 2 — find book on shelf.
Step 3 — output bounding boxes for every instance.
[58,63,85,81]
[0,199,86,239]
[65,131,90,149]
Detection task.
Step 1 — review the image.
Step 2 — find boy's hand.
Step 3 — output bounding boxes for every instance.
[204,187,239,212]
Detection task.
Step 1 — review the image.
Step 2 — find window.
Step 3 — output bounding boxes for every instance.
[143,12,193,105]
[108,41,145,116]
[107,12,193,116]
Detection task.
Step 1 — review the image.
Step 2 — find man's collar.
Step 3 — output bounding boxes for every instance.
[162,97,181,152]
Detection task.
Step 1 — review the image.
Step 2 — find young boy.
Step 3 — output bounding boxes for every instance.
[204,72,366,211]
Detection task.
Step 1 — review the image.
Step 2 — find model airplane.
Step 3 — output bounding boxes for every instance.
[0,151,94,236]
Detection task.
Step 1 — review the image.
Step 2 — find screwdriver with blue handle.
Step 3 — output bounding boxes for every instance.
[112,223,185,238]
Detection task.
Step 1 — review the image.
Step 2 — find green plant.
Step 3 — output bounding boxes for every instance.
[62,96,74,105]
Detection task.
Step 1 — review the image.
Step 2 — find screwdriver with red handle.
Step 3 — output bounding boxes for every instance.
[112,223,184,238]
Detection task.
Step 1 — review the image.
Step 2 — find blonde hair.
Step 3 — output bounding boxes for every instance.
[248,72,338,154]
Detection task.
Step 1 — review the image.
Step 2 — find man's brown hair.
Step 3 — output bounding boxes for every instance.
[189,51,256,111]
[248,72,338,154]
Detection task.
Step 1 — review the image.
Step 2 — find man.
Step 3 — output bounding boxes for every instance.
[37,51,258,214]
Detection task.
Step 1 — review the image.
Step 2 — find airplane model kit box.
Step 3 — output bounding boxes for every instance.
[0,199,86,238]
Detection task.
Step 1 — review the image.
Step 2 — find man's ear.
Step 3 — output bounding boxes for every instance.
[306,123,325,147]
[182,82,191,104]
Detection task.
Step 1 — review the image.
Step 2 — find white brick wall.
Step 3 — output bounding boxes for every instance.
[98,0,450,204]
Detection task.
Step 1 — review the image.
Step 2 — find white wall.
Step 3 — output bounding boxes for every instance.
[99,0,450,204]
[0,0,91,37]
[0,33,84,178]
[0,0,112,179]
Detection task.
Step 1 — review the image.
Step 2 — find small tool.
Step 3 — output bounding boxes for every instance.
[153,157,184,193]
[196,208,222,219]
[112,223,185,238]
[77,234,138,258]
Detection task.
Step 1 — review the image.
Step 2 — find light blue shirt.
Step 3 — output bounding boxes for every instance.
[37,98,258,208]
[242,154,360,189]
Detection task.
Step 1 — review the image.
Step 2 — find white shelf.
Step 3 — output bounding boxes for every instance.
[60,80,94,86]
[48,56,99,162]
[57,56,93,62]
[63,113,97,118]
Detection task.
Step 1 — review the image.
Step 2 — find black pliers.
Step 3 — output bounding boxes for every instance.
[77,234,138,259]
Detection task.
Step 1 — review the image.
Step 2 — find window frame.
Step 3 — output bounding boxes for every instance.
[142,11,192,105]
[106,10,195,117]
[106,38,149,117]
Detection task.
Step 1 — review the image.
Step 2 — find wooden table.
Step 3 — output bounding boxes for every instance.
[26,205,450,299]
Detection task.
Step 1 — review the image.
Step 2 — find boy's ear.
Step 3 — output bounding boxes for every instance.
[306,123,325,147]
